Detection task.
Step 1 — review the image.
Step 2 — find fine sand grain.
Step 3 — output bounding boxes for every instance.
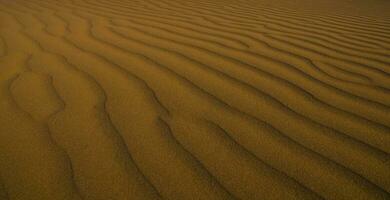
[0,0,389,199]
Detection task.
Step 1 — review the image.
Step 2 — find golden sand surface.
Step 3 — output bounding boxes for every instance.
[0,0,389,199]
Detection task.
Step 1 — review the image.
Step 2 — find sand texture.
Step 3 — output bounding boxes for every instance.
[0,0,389,199]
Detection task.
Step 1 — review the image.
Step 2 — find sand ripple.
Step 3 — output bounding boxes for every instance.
[0,0,389,199]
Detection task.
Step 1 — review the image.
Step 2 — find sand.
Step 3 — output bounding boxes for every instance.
[0,0,389,199]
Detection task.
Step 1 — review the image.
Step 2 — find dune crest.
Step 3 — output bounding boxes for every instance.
[0,0,389,199]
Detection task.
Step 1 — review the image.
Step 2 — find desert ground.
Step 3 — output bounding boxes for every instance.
[0,0,389,199]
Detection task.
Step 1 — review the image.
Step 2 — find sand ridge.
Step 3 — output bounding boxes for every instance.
[0,0,389,199]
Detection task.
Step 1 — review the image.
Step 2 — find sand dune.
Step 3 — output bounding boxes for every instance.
[0,0,389,199]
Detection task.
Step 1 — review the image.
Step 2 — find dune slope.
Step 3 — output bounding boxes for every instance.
[0,0,389,199]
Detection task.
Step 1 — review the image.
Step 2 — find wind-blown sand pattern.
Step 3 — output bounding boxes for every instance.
[0,0,389,199]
